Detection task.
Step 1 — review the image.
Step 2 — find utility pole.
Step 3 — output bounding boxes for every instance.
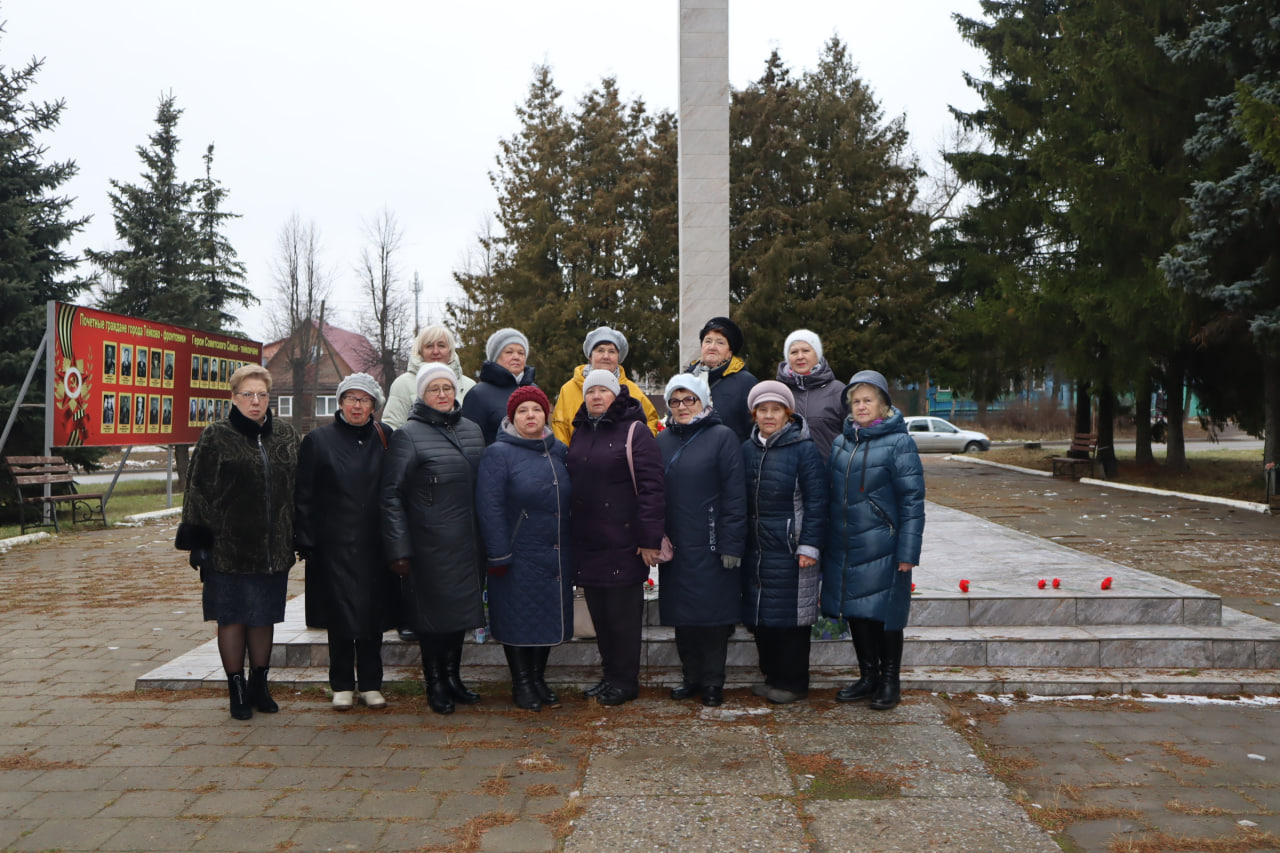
[412,271,422,337]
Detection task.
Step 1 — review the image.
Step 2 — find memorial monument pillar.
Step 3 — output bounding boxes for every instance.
[678,0,730,364]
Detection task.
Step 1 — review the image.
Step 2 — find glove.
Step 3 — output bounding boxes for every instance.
[721,555,742,570]
[189,548,214,573]
[389,558,411,577]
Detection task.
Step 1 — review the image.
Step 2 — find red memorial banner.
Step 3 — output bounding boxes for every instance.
[46,301,263,448]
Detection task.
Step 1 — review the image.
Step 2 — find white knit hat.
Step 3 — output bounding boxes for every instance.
[784,329,824,364]
[664,373,711,410]
[583,326,629,362]
[416,363,458,401]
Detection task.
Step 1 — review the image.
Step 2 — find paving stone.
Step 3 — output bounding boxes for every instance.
[191,816,300,852]
[183,789,271,819]
[13,789,116,819]
[281,817,384,852]
[264,789,364,818]
[97,789,199,818]
[564,795,806,852]
[354,789,441,819]
[805,798,1060,853]
[480,819,556,852]
[7,816,128,851]
[98,816,212,851]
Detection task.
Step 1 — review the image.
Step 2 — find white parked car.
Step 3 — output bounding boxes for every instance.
[904,417,990,453]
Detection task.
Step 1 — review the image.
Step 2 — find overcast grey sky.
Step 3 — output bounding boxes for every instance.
[5,1,986,344]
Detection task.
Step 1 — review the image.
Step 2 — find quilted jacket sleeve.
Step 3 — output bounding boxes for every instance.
[891,435,926,565]
[629,424,667,551]
[796,439,828,557]
[475,445,513,567]
[715,427,747,559]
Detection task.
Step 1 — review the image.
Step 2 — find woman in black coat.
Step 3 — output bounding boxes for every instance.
[656,374,747,707]
[476,385,573,712]
[381,363,487,715]
[741,381,827,704]
[294,373,397,712]
[566,370,666,707]
[681,316,758,443]
[460,327,539,444]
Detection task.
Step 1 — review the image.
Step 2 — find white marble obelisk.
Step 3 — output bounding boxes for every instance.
[678,0,730,365]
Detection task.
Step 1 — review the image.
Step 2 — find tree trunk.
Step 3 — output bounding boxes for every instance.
[1134,372,1154,466]
[1165,355,1188,471]
[1264,340,1279,469]
[1096,382,1118,479]
[1070,382,1092,457]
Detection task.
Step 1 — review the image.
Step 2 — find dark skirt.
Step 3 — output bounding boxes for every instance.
[202,569,289,626]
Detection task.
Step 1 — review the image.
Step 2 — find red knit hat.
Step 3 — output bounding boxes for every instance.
[506,385,551,422]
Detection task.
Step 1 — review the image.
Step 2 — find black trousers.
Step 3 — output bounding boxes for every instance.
[328,631,384,692]
[674,625,732,688]
[753,625,811,693]
[583,585,644,693]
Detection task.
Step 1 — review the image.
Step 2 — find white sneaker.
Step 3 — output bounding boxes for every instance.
[359,690,387,709]
[332,690,355,711]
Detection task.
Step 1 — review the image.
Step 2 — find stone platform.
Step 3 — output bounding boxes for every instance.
[137,503,1280,696]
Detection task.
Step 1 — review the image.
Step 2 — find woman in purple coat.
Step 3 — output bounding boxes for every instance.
[566,370,666,706]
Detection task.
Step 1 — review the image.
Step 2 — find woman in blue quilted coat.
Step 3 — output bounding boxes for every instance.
[476,385,573,712]
[656,374,747,708]
[741,381,827,704]
[821,370,925,711]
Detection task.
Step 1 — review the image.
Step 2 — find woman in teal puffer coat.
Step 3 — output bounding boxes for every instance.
[820,370,924,711]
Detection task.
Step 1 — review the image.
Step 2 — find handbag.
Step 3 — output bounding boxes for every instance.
[624,421,674,563]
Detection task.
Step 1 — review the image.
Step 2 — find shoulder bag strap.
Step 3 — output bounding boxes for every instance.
[624,421,639,495]
[373,421,388,449]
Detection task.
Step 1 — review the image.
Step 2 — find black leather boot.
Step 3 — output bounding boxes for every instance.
[869,629,904,711]
[226,671,252,720]
[835,618,881,702]
[248,665,279,713]
[423,656,455,715]
[531,646,559,707]
[445,642,481,704]
[504,646,542,711]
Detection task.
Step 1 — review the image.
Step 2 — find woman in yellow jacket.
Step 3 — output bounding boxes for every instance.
[551,326,662,445]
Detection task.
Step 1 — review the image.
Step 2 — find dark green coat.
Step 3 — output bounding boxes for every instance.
[177,407,301,575]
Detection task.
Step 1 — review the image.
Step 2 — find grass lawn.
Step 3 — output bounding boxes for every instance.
[980,446,1269,504]
[1,479,179,540]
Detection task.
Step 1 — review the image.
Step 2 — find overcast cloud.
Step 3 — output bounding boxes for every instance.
[4,1,985,344]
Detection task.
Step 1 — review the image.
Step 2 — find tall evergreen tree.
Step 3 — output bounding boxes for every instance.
[946,0,1230,467]
[730,40,938,385]
[1160,3,1280,466]
[192,144,254,334]
[0,46,91,461]
[89,94,252,334]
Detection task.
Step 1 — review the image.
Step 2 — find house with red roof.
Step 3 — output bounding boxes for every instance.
[263,321,386,434]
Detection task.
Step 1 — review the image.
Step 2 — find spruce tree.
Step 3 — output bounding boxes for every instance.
[192,144,254,334]
[0,46,91,461]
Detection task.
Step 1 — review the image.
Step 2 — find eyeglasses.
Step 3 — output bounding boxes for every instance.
[343,395,375,406]
[668,396,699,409]
[235,391,269,401]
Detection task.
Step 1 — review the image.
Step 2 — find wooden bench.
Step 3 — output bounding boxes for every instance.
[5,455,108,534]
[1051,433,1097,479]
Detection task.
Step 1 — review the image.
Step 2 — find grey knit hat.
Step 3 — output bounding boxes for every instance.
[416,363,458,401]
[583,326,629,362]
[582,368,621,396]
[336,372,384,411]
[485,328,530,364]
[663,373,711,410]
[747,380,795,411]
[845,369,892,408]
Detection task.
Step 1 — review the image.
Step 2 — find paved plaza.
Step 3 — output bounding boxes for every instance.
[0,456,1276,851]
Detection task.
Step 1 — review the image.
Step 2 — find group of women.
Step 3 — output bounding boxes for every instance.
[178,316,925,720]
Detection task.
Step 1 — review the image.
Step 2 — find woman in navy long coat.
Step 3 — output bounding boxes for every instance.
[821,370,925,711]
[656,374,746,707]
[476,386,573,712]
[741,381,827,704]
[566,371,665,707]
